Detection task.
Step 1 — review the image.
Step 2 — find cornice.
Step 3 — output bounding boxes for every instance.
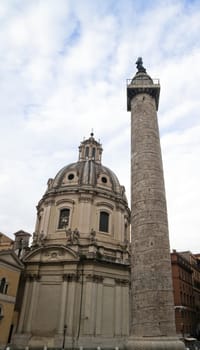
[40,185,129,209]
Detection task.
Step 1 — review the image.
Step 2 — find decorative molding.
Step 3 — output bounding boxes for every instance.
[63,273,79,282]
[37,207,44,214]
[96,201,114,210]
[115,278,129,286]
[56,199,75,206]
[90,228,97,243]
[0,294,16,304]
[44,250,65,258]
[86,274,104,283]
[66,228,80,244]
[44,199,55,206]
[26,274,41,282]
[32,231,46,246]
[115,203,125,211]
[78,195,93,203]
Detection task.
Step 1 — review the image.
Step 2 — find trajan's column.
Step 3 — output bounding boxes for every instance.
[126,58,185,350]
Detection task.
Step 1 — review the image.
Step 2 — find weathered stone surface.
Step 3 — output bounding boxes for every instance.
[126,337,185,350]
[127,68,185,350]
[130,90,175,336]
[13,135,131,349]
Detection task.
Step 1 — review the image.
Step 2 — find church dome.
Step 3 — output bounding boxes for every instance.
[45,133,127,202]
[34,134,130,249]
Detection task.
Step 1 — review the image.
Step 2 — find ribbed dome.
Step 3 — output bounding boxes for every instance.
[45,134,127,203]
[35,133,130,248]
[52,162,122,192]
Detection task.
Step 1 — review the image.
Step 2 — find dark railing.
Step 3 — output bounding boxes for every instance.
[126,78,160,86]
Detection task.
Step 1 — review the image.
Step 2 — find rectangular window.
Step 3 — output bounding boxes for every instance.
[58,209,70,229]
[0,278,6,294]
[0,305,3,320]
[99,211,109,232]
[85,147,89,157]
[92,147,96,158]
[4,284,8,295]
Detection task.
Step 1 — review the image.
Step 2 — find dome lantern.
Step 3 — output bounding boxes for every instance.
[78,133,103,163]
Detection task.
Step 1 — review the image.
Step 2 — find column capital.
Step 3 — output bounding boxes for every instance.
[115,278,129,286]
[26,273,41,282]
[86,274,104,283]
[63,273,78,282]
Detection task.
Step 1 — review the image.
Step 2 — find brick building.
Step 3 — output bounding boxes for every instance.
[171,250,200,338]
[180,252,200,338]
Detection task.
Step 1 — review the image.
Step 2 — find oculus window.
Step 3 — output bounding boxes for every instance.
[58,208,70,229]
[99,211,109,233]
[68,173,74,180]
[101,176,107,183]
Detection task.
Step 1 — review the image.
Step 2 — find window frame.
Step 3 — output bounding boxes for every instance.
[0,304,4,320]
[92,147,96,159]
[58,208,70,229]
[99,211,110,233]
[0,278,8,294]
[85,146,89,158]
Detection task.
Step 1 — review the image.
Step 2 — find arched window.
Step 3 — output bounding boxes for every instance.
[58,208,70,229]
[99,211,109,233]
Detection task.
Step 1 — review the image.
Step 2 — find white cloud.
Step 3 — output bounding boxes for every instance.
[0,0,200,253]
[161,124,200,252]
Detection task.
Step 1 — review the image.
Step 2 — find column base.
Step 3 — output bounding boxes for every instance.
[12,333,32,348]
[126,336,186,350]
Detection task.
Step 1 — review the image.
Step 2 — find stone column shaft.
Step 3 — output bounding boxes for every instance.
[130,93,175,336]
[126,64,185,350]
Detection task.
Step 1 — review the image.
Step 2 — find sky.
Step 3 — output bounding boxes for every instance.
[0,0,199,253]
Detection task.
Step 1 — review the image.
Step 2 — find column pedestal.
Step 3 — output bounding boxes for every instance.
[126,337,185,350]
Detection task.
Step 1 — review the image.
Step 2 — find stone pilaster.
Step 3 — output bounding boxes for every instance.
[115,282,122,336]
[17,276,31,333]
[57,274,68,334]
[66,274,77,335]
[83,276,95,335]
[25,274,40,333]
[95,278,103,336]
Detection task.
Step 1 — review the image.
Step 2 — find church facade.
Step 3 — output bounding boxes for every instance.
[14,134,131,348]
